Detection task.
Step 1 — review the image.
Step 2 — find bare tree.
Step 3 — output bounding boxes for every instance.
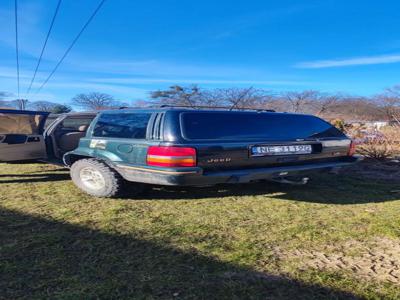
[150,85,202,106]
[327,96,385,121]
[31,101,57,112]
[195,89,221,107]
[377,85,400,122]
[150,86,274,109]
[52,104,72,113]
[208,87,274,109]
[28,101,72,113]
[71,92,117,110]
[314,94,342,116]
[281,90,321,113]
[146,85,394,122]
[220,87,255,109]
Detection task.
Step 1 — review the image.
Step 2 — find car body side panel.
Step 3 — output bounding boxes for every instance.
[0,135,47,161]
[64,136,156,166]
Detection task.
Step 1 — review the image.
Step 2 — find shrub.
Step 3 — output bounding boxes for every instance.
[331,119,346,132]
[357,138,393,160]
[381,126,400,155]
[356,126,400,159]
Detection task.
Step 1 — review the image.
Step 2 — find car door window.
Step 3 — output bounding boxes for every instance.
[0,113,46,135]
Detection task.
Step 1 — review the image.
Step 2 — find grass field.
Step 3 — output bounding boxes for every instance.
[1,162,400,299]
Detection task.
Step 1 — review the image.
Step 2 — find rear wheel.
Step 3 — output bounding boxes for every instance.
[70,159,123,197]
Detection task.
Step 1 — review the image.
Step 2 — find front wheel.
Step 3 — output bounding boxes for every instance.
[70,159,124,197]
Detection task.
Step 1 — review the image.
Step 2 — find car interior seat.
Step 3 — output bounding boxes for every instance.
[58,125,89,152]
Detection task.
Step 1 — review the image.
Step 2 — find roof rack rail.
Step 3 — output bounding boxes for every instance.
[158,104,275,112]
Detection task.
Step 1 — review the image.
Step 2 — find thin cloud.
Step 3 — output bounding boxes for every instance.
[89,77,306,86]
[295,54,400,69]
[0,68,148,101]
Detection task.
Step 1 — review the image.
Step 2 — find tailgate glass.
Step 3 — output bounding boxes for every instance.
[181,112,345,141]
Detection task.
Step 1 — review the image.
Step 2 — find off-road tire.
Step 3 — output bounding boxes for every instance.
[70,159,124,198]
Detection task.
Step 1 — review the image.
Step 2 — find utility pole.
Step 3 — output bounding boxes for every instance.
[15,99,28,110]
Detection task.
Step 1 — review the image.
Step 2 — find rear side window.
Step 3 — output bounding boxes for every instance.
[181,112,345,141]
[93,113,151,139]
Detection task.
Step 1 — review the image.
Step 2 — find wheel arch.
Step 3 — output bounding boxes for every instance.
[63,153,93,167]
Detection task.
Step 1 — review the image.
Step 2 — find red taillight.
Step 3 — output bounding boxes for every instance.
[348,140,356,156]
[147,146,197,167]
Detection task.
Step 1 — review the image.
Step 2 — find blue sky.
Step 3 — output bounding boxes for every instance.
[1,0,400,104]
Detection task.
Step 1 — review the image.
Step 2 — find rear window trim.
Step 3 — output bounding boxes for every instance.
[146,112,165,140]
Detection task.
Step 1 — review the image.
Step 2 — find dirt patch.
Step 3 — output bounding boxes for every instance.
[276,238,400,284]
[344,159,400,182]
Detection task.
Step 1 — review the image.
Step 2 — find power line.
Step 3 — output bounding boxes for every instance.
[26,0,62,94]
[14,0,20,98]
[35,0,106,94]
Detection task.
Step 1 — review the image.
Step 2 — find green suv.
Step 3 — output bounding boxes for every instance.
[0,107,359,197]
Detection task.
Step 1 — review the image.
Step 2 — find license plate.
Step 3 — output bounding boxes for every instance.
[251,144,312,156]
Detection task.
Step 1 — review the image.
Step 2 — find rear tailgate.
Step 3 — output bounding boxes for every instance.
[179,111,351,171]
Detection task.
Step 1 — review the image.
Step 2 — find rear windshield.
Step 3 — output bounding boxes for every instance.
[0,113,46,135]
[181,112,344,140]
[93,113,151,139]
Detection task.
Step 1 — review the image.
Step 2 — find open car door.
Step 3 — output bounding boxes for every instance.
[0,109,49,162]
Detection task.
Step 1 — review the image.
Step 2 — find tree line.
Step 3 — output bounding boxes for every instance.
[1,86,400,122]
[148,85,400,122]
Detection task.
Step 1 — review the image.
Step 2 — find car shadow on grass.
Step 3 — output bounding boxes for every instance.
[0,166,397,204]
[133,174,399,205]
[0,207,361,299]
[0,172,70,184]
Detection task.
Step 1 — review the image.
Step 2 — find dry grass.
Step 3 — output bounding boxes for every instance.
[1,162,400,299]
[275,237,400,284]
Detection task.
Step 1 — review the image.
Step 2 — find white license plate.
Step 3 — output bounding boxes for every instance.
[251,145,312,156]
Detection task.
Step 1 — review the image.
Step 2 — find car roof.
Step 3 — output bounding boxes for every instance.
[55,111,98,117]
[108,107,321,120]
[98,106,278,114]
[96,107,318,118]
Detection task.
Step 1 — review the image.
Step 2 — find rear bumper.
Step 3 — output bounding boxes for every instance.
[115,157,361,186]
